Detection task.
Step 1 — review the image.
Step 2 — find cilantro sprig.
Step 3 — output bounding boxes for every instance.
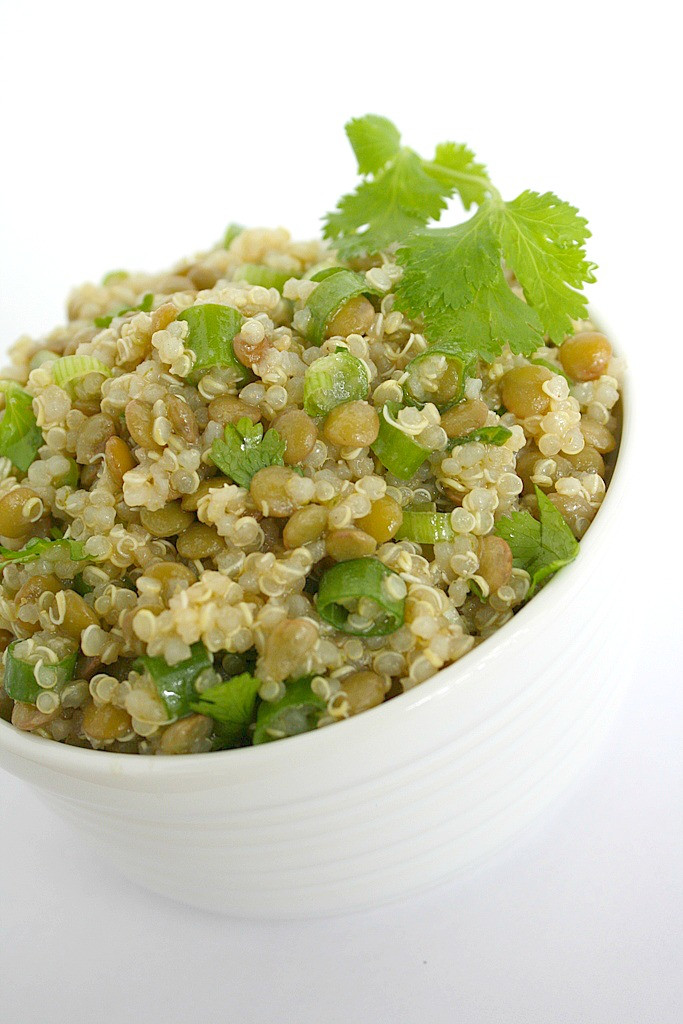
[494,485,579,596]
[324,115,595,364]
[210,417,286,488]
[190,672,261,748]
[0,535,86,569]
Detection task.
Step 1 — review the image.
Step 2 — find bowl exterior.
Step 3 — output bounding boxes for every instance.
[0,380,633,918]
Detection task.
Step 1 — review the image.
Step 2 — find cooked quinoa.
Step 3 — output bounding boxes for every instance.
[0,224,623,754]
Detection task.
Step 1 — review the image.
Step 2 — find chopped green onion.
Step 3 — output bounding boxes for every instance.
[222,223,243,248]
[177,303,248,385]
[51,356,112,391]
[133,642,213,719]
[303,350,370,417]
[252,676,326,745]
[4,639,77,705]
[396,508,455,543]
[0,381,43,472]
[305,270,380,346]
[371,401,429,480]
[449,425,512,448]
[404,348,465,408]
[0,536,86,568]
[234,264,293,292]
[190,672,261,748]
[307,266,347,282]
[94,293,153,329]
[530,357,572,383]
[29,350,59,372]
[101,269,129,285]
[317,557,406,636]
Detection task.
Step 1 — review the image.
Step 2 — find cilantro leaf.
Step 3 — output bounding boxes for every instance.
[498,192,596,343]
[494,485,579,596]
[424,141,492,210]
[94,292,153,329]
[0,536,86,568]
[323,116,495,259]
[324,148,450,260]
[345,114,401,175]
[190,672,261,748]
[0,381,43,472]
[210,417,286,488]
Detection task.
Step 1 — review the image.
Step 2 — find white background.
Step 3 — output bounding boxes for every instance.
[1,2,681,1022]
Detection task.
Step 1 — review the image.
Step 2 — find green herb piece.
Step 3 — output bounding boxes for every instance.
[305,270,380,346]
[494,484,579,597]
[4,639,77,705]
[252,676,326,745]
[530,357,572,383]
[345,114,402,175]
[54,457,79,489]
[210,417,286,489]
[222,223,244,248]
[190,672,261,748]
[101,269,129,285]
[176,303,247,385]
[133,642,213,719]
[0,381,43,472]
[303,350,370,417]
[72,573,94,596]
[396,508,454,543]
[469,579,485,600]
[234,264,293,292]
[307,266,348,283]
[449,425,512,448]
[403,347,465,408]
[371,401,429,480]
[323,117,471,259]
[51,356,112,391]
[0,536,86,568]
[324,115,595,363]
[94,292,153,329]
[317,557,406,636]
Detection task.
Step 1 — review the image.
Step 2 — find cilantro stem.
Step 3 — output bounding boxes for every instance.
[422,161,502,204]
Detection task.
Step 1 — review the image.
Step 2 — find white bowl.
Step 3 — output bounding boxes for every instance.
[0,376,633,918]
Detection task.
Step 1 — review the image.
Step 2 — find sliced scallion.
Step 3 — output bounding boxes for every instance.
[4,639,77,705]
[317,557,406,636]
[396,508,455,543]
[51,356,112,391]
[303,350,370,417]
[234,264,292,292]
[222,223,243,248]
[371,401,429,480]
[252,676,326,745]
[133,641,213,719]
[0,381,43,472]
[404,348,465,408]
[305,270,379,346]
[177,303,248,385]
[307,266,347,282]
[101,269,129,285]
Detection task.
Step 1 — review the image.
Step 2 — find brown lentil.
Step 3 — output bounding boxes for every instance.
[323,401,379,447]
[441,399,489,439]
[166,394,199,442]
[357,495,403,542]
[125,399,158,449]
[150,302,178,333]
[501,365,553,419]
[176,523,224,560]
[559,331,612,381]
[478,536,513,592]
[580,418,616,454]
[282,505,327,549]
[273,409,317,465]
[140,502,194,538]
[60,590,100,640]
[105,436,136,484]
[250,466,301,517]
[75,413,116,465]
[159,713,213,754]
[0,487,43,539]
[208,394,262,426]
[82,701,132,742]
[326,295,375,338]
[326,528,377,561]
[341,670,385,715]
